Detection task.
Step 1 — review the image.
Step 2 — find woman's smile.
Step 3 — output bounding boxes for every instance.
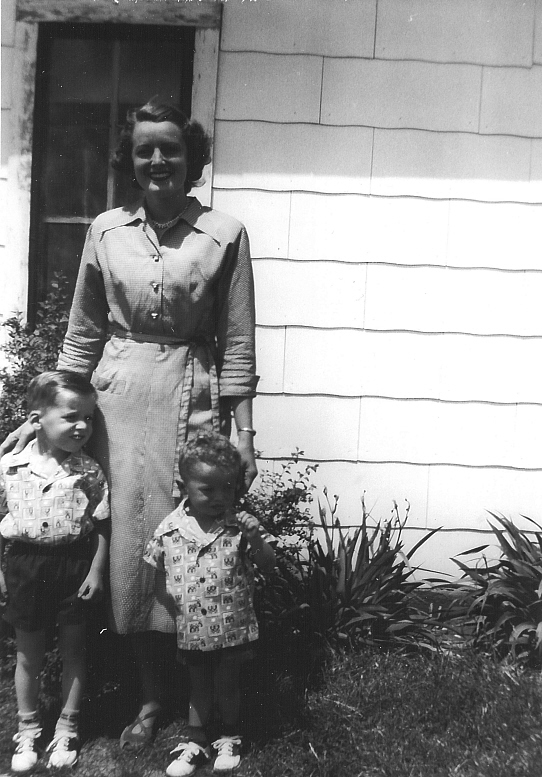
[131,120,188,210]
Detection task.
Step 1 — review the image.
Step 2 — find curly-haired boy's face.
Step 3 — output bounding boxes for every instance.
[183,462,237,521]
[131,120,187,202]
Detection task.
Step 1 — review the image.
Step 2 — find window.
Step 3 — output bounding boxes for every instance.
[28,22,195,312]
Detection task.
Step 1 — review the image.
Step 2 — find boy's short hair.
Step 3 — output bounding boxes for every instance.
[27,371,96,413]
[179,430,241,479]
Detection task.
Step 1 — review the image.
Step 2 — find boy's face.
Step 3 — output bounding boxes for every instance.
[31,389,95,456]
[183,462,237,521]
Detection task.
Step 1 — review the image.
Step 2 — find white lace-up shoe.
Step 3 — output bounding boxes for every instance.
[212,736,242,772]
[11,731,41,773]
[166,741,211,777]
[46,732,80,768]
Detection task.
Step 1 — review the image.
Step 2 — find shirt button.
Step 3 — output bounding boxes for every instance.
[151,312,159,320]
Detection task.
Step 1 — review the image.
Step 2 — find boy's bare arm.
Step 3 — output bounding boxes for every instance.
[78,521,110,600]
[237,511,276,573]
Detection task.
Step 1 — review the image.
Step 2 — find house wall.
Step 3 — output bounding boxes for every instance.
[2,0,542,575]
[213,0,542,575]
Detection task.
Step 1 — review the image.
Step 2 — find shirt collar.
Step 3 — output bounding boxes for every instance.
[7,441,82,479]
[98,197,223,245]
[155,499,239,540]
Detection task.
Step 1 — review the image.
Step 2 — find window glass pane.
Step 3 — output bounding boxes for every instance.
[45,38,113,218]
[118,37,185,107]
[29,23,195,316]
[43,223,90,297]
[44,103,110,217]
[49,38,113,103]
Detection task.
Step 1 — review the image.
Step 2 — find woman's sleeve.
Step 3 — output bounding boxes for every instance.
[57,224,109,378]
[215,227,259,398]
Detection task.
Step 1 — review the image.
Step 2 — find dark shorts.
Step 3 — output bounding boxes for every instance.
[3,539,91,632]
[178,642,256,669]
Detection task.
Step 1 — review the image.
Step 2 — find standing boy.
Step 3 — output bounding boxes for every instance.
[0,371,109,772]
[144,430,275,776]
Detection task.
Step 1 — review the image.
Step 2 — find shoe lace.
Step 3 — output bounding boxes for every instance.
[46,732,77,753]
[13,731,40,751]
[170,742,208,760]
[213,736,242,755]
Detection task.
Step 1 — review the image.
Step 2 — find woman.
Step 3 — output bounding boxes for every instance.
[2,101,258,747]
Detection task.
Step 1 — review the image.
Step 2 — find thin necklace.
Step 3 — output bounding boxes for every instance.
[148,200,190,231]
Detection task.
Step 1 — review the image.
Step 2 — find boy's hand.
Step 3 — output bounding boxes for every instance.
[236,510,260,541]
[78,568,104,601]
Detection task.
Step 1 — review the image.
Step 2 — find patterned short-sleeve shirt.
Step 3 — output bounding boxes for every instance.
[0,441,110,544]
[144,501,272,651]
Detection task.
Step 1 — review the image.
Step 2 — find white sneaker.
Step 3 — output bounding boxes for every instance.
[166,741,211,777]
[11,731,40,773]
[212,736,242,772]
[46,732,79,768]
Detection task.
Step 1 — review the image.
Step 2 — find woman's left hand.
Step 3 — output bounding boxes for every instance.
[237,436,258,494]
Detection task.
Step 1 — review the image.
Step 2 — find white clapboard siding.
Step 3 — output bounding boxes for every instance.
[375,0,534,66]
[220,0,377,57]
[302,460,542,534]
[255,394,542,471]
[253,260,366,329]
[321,59,482,132]
[253,259,542,337]
[214,0,542,578]
[216,52,323,124]
[213,121,373,194]
[480,66,542,137]
[211,189,292,260]
[214,189,542,271]
[277,327,542,405]
[371,129,541,202]
[215,121,542,202]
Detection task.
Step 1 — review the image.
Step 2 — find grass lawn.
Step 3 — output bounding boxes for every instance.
[1,634,542,777]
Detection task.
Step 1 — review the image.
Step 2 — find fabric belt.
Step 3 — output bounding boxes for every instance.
[108,326,208,347]
[108,327,221,489]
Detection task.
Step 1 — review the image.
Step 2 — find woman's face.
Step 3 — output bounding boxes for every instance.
[131,120,188,201]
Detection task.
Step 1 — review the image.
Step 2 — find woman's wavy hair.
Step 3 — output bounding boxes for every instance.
[111,100,212,193]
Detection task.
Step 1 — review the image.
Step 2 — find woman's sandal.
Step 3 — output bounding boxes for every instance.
[119,707,162,750]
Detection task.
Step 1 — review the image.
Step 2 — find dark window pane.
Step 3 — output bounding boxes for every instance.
[44,103,110,218]
[29,23,195,317]
[43,222,90,298]
[118,38,185,107]
[49,38,114,103]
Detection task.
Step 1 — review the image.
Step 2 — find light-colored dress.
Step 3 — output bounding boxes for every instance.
[57,197,257,634]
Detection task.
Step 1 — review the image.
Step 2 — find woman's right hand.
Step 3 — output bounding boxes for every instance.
[0,420,35,458]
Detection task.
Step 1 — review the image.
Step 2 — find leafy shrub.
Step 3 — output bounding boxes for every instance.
[0,274,70,440]
[452,513,542,666]
[249,464,441,693]
[242,449,317,552]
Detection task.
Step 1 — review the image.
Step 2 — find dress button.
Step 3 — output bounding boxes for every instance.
[152,255,160,262]
[201,608,207,615]
[199,577,205,583]
[42,522,49,528]
[152,283,159,292]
